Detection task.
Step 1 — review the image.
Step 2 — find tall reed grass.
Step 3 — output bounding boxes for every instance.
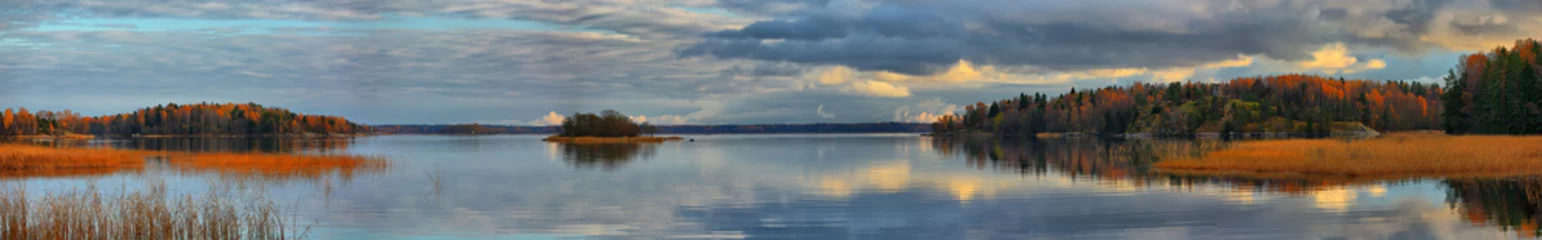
[0,183,307,240]
[1155,132,1542,180]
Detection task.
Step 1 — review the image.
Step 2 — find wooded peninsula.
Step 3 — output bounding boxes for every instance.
[0,103,368,138]
[932,39,1542,137]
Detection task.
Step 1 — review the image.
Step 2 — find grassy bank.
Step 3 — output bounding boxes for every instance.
[0,144,386,179]
[542,136,683,143]
[1154,132,1542,180]
[1,183,305,239]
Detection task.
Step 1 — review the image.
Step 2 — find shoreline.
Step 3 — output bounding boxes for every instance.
[130,133,370,138]
[542,136,685,143]
[924,130,1383,139]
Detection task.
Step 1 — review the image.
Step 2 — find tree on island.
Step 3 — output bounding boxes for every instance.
[558,110,644,137]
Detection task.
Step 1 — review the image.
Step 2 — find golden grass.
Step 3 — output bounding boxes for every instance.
[0,145,145,179]
[542,136,683,143]
[0,183,306,240]
[168,152,387,180]
[0,144,386,180]
[1154,132,1542,180]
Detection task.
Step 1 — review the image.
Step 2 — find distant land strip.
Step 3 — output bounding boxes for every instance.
[371,122,931,135]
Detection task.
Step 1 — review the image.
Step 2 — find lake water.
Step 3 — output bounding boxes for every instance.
[12,134,1539,239]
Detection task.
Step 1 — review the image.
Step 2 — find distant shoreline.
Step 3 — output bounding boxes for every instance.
[925,122,1383,139]
[542,136,685,143]
[372,122,930,135]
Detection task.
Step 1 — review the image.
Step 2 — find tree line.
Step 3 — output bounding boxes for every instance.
[932,74,1443,137]
[558,110,656,137]
[1442,39,1542,134]
[0,103,368,137]
[372,122,929,134]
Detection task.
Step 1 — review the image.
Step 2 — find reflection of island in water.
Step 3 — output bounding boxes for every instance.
[929,136,1542,238]
[557,143,657,171]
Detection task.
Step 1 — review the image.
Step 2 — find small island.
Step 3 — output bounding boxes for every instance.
[541,110,683,143]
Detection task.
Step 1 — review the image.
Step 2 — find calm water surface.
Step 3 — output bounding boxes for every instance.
[15,134,1540,239]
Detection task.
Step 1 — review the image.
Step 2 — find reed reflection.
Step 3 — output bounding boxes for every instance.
[557,143,657,171]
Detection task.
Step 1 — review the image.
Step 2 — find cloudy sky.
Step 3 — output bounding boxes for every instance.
[0,0,1537,125]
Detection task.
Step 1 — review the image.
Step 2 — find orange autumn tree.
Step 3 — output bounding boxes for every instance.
[0,103,369,137]
[933,74,1443,137]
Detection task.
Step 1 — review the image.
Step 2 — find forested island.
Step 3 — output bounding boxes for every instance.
[933,39,1542,138]
[541,110,680,143]
[0,103,368,138]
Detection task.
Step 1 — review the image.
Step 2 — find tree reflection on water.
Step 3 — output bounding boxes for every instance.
[929,136,1542,238]
[558,143,657,171]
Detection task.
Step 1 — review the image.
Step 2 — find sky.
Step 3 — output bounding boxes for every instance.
[0,0,1537,125]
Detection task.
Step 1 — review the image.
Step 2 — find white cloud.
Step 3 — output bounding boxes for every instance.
[1276,43,1390,74]
[815,66,854,85]
[845,80,911,98]
[864,56,1254,86]
[1300,43,1361,69]
[873,60,990,82]
[528,111,566,126]
[649,114,690,124]
[893,98,958,123]
[815,104,836,119]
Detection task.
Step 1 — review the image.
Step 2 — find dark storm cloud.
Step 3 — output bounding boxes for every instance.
[0,0,750,39]
[684,1,1324,74]
[684,0,1542,75]
[714,0,831,16]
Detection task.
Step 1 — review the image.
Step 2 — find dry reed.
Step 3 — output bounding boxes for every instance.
[0,144,386,180]
[0,183,307,240]
[167,152,387,181]
[0,145,145,179]
[1154,132,1542,180]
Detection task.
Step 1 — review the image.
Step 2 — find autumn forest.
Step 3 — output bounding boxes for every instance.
[933,39,1542,137]
[0,103,367,137]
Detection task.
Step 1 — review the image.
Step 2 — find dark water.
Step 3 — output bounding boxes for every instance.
[15,134,1542,239]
